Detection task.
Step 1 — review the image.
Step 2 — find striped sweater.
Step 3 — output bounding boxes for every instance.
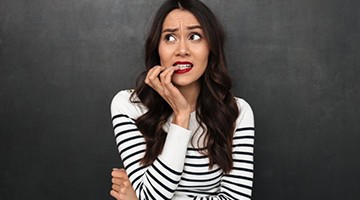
[111,90,255,200]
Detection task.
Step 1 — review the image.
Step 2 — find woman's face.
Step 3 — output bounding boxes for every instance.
[158,9,210,88]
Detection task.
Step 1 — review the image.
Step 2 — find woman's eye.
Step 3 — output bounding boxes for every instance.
[190,33,201,41]
[165,34,176,42]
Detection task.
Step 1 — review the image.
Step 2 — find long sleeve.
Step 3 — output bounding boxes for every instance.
[111,90,193,200]
[110,90,255,200]
[192,98,255,200]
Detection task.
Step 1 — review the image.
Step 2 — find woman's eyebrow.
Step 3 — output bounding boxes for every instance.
[162,25,202,33]
[187,25,202,30]
[162,28,178,33]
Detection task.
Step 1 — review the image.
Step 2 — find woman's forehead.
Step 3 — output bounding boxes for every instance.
[162,9,201,29]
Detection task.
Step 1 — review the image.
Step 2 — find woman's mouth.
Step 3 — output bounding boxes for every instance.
[173,62,193,74]
[177,64,192,70]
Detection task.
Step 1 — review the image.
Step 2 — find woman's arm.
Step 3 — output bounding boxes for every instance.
[193,99,255,200]
[216,126,255,199]
[111,90,192,200]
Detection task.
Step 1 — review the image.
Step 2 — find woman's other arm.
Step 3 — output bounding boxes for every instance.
[111,90,192,199]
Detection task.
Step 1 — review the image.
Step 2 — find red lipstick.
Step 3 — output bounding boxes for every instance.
[173,61,193,74]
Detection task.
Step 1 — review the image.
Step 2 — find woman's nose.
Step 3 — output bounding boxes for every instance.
[176,39,190,56]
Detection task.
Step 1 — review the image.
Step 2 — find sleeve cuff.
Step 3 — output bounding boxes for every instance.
[159,123,192,170]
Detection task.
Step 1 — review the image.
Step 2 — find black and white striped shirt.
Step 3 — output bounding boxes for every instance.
[111,90,255,200]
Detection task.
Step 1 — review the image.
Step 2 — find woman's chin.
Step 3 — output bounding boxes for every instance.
[171,79,200,89]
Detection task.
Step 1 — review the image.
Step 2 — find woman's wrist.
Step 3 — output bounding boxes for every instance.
[172,112,191,129]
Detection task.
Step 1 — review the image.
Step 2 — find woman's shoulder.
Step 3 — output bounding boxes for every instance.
[234,97,255,128]
[112,89,135,101]
[110,89,147,118]
[234,97,252,111]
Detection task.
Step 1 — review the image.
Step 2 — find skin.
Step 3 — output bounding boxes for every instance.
[110,168,137,200]
[111,9,210,200]
[146,8,210,128]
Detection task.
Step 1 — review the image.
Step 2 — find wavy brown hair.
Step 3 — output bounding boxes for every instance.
[131,0,239,173]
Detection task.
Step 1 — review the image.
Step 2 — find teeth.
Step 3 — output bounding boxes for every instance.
[176,64,192,70]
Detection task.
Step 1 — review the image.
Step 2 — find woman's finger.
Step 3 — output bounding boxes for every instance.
[110,189,121,199]
[112,183,121,191]
[160,67,177,90]
[110,168,137,200]
[112,178,131,188]
[145,66,165,91]
[111,169,128,179]
[111,177,120,184]
[159,67,177,97]
[159,66,175,81]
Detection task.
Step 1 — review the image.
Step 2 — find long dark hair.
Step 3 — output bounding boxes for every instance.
[131,0,239,173]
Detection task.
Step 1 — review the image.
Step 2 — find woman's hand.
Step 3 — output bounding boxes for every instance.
[144,65,191,128]
[110,168,138,200]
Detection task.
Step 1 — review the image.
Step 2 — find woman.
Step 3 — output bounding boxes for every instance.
[110,0,255,199]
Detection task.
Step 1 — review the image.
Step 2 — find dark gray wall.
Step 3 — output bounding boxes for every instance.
[1,0,359,199]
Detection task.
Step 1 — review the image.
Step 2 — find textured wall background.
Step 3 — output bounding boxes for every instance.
[1,0,359,199]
